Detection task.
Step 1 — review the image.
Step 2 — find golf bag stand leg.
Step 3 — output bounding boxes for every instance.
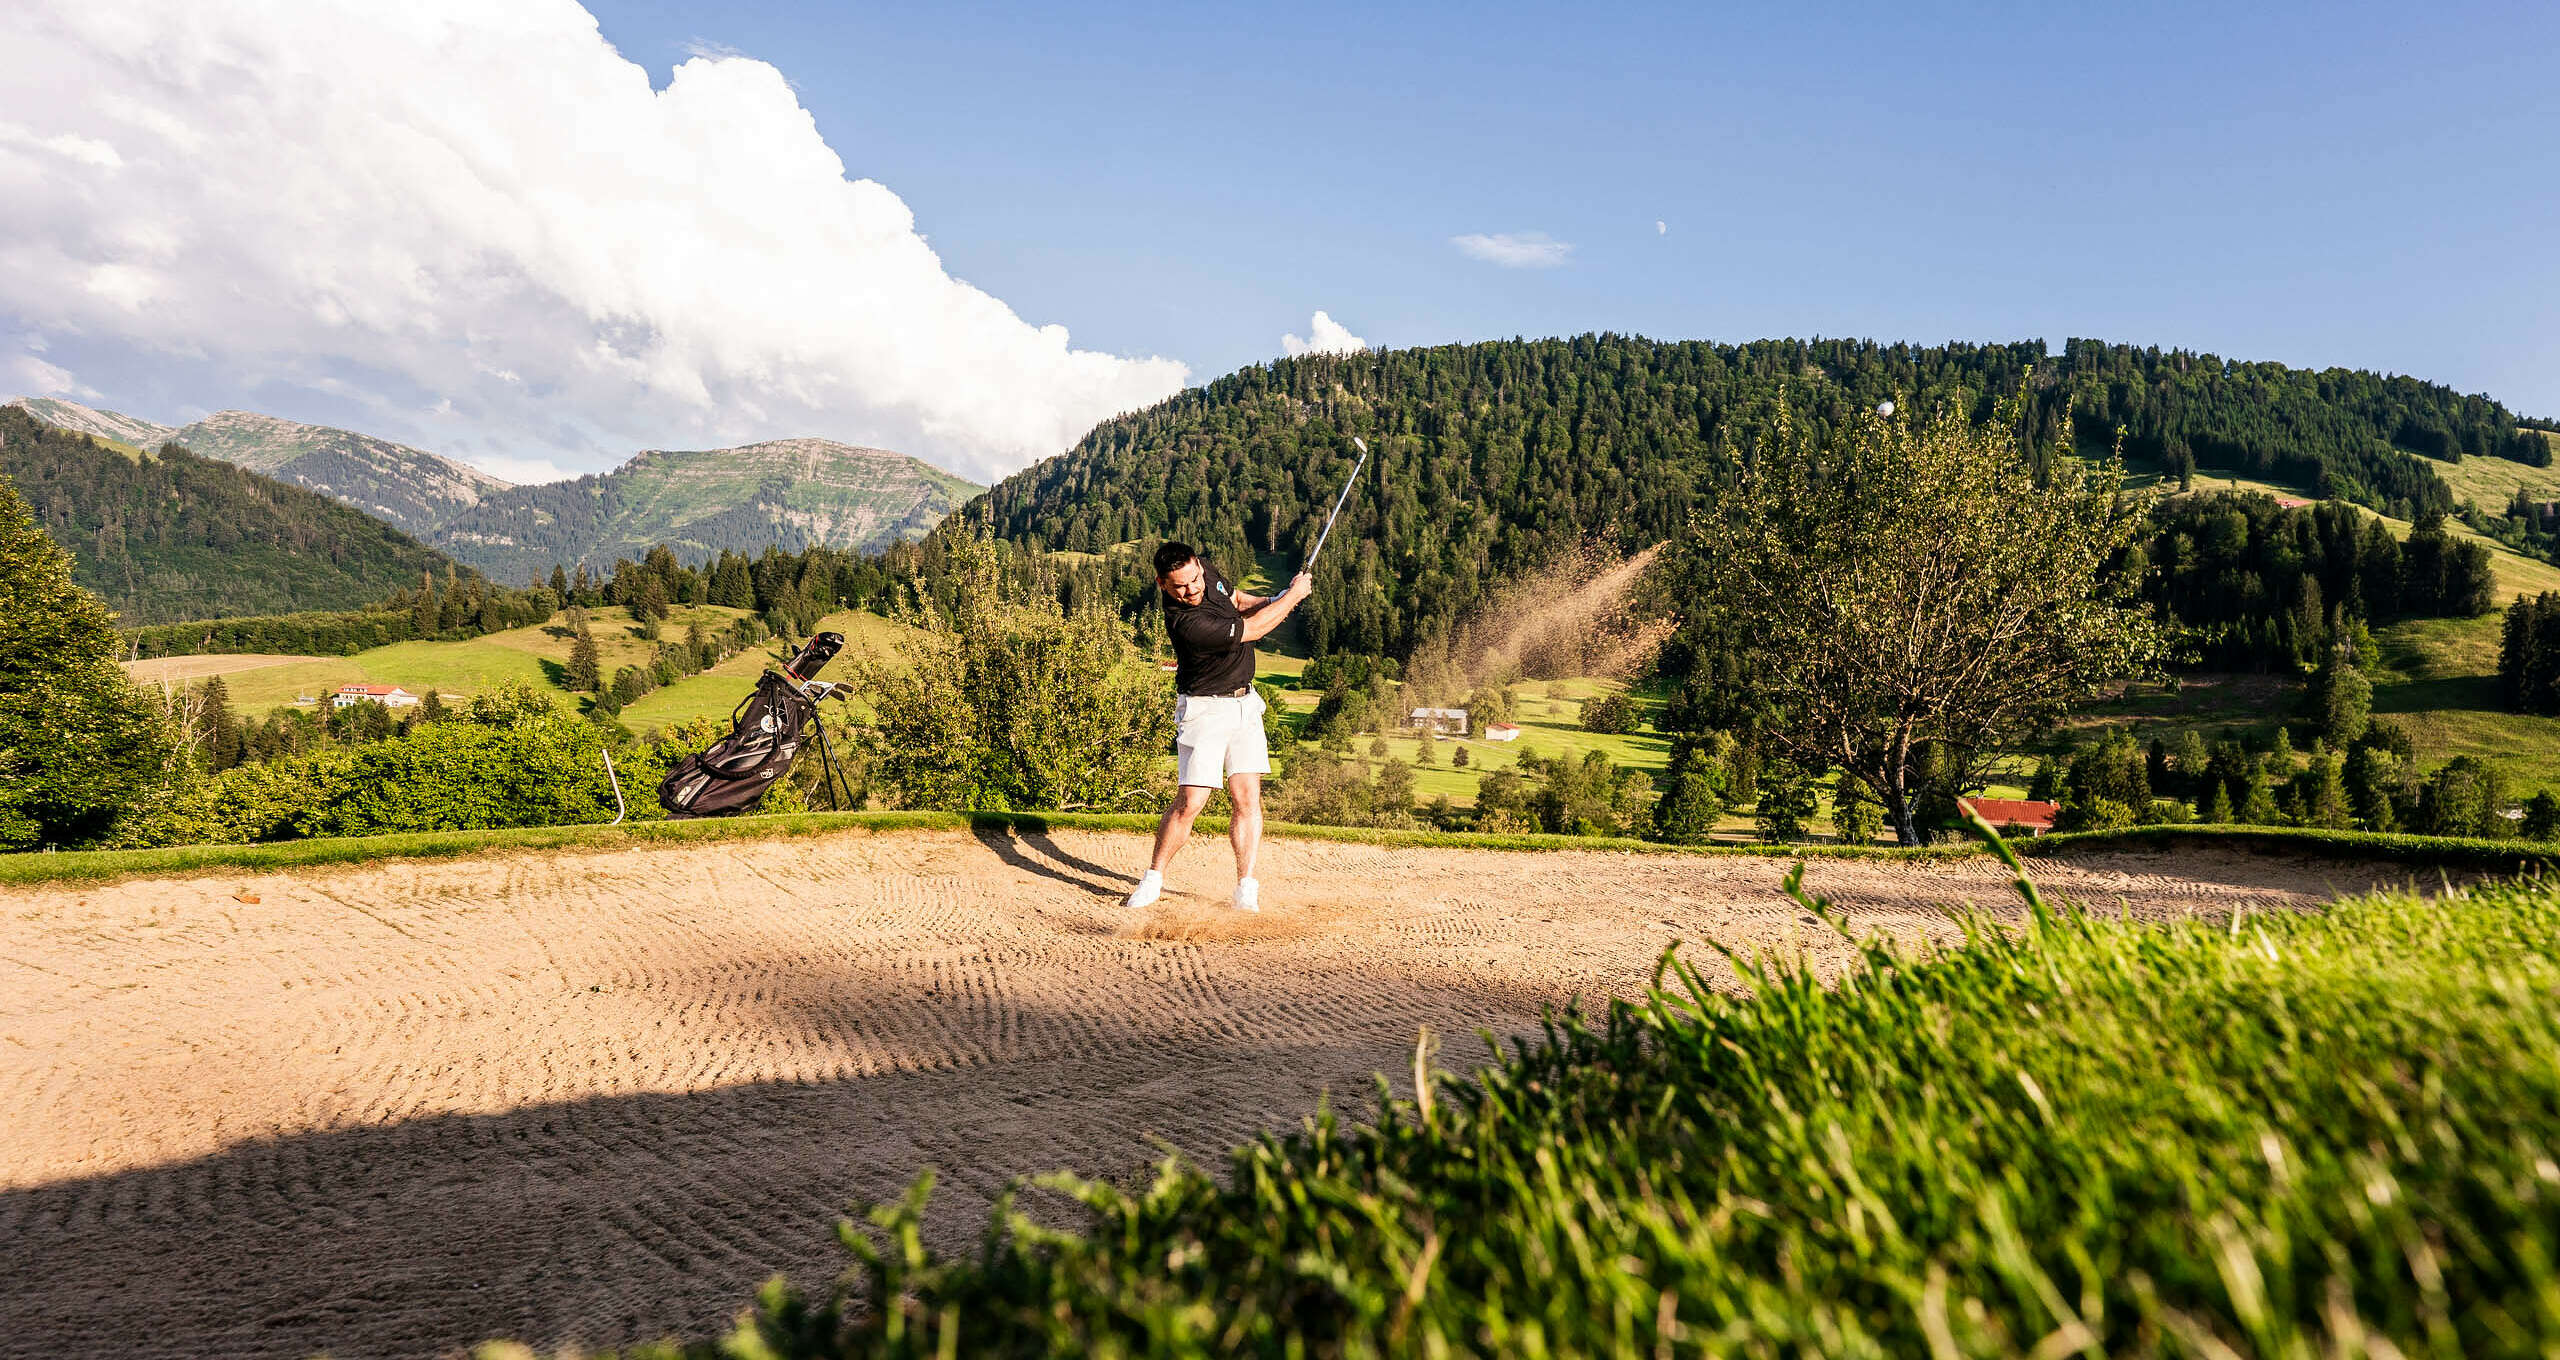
[807,707,852,810]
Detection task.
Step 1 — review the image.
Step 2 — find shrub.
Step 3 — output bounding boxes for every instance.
[856,537,1171,814]
[1752,760,1818,843]
[1579,692,1637,734]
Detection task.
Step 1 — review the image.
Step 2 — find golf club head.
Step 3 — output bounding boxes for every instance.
[1352,436,1368,454]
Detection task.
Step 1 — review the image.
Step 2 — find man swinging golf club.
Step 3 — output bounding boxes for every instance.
[1122,544,1310,912]
[1126,439,1366,912]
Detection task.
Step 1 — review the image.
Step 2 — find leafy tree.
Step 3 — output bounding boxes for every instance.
[2026,755,2063,803]
[2522,790,2560,842]
[1268,750,1418,830]
[1451,744,1470,768]
[1753,761,1820,844]
[1649,734,1730,844]
[854,537,1170,813]
[1579,693,1637,735]
[1829,780,1884,845]
[0,475,177,848]
[1675,402,2161,844]
[2309,645,2372,746]
[2415,757,2509,838]
[1517,749,1651,836]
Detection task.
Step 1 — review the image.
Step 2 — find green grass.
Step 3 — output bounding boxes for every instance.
[530,854,2560,1359]
[2437,443,2560,513]
[154,605,769,715]
[10,808,2547,889]
[616,611,921,731]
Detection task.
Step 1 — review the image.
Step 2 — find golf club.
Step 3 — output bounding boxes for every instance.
[1304,436,1368,571]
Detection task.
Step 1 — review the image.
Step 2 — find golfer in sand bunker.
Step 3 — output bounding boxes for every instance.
[1125,542,1312,912]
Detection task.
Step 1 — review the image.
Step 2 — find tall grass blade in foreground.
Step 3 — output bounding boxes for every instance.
[543,853,2560,1358]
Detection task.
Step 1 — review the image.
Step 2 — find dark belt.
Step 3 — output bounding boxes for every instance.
[1183,686,1254,699]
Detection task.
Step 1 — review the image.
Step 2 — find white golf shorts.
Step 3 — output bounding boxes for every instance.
[1174,691,1270,787]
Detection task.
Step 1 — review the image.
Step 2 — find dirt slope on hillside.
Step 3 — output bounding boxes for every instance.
[0,829,2451,1359]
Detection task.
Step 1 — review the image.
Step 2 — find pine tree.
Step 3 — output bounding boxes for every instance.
[200,675,240,772]
[567,626,602,692]
[2204,781,2234,824]
[0,475,175,848]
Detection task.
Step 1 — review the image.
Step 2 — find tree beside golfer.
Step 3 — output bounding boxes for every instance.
[1125,542,1312,912]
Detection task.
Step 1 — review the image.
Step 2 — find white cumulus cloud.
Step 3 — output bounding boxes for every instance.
[1452,232,1574,269]
[3,351,89,397]
[1280,310,1366,358]
[0,2,1190,483]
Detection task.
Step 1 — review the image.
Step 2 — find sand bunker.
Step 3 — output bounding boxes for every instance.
[0,828,2458,1358]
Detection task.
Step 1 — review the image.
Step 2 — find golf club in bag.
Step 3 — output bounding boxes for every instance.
[657,630,855,817]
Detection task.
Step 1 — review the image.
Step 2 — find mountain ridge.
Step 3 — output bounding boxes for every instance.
[0,406,455,624]
[3,398,510,536]
[422,436,980,580]
[6,398,978,581]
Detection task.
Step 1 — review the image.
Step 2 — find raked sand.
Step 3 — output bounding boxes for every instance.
[0,826,2455,1358]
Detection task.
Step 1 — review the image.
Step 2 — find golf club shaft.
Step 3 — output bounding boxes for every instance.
[1305,440,1368,571]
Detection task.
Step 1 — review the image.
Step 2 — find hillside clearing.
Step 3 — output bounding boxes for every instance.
[0,827,2463,1360]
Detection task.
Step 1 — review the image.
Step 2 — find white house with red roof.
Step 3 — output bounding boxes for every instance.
[332,683,420,710]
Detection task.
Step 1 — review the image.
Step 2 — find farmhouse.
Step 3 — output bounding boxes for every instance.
[333,684,420,710]
[1407,706,1468,736]
[1482,722,1522,742]
[1958,797,2060,836]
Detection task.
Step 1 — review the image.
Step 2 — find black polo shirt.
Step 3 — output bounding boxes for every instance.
[1164,562,1256,696]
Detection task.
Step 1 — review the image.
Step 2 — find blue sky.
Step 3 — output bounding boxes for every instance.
[582,0,2559,417]
[6,1,2553,481]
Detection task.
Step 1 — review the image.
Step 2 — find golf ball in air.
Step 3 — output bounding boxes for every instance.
[1876,401,1895,416]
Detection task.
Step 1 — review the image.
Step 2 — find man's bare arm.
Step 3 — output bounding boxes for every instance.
[1238,572,1313,643]
[1233,589,1270,613]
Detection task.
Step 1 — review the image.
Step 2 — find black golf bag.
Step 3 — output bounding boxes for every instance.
[658,631,848,818]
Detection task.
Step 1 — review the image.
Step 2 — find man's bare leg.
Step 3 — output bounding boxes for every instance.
[1227,772,1263,882]
[1147,785,1214,874]
[1127,786,1212,908]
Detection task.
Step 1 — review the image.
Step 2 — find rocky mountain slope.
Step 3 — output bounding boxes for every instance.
[428,437,981,579]
[4,398,509,536]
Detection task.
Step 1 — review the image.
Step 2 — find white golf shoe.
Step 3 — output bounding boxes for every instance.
[1232,877,1260,912]
[1124,869,1163,909]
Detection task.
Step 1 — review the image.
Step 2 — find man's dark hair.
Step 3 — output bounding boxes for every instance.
[1153,542,1197,579]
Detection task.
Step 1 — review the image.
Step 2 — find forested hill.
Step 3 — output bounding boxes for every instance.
[0,407,454,625]
[977,335,2550,658]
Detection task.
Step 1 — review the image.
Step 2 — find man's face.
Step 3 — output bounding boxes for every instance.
[1160,558,1206,605]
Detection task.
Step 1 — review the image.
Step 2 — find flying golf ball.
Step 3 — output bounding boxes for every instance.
[1875,401,1895,417]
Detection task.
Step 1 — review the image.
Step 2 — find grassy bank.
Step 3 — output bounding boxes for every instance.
[7,811,2552,888]
[530,853,2560,1358]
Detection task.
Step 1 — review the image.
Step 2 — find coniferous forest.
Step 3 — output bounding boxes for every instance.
[979,336,2547,660]
[0,406,453,624]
